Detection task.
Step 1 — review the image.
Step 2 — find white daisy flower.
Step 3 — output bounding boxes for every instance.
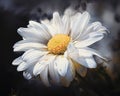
[12,9,108,87]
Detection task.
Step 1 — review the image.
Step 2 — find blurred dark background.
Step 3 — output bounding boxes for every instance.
[0,0,120,96]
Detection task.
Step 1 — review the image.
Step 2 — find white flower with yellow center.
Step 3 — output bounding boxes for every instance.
[12,10,107,87]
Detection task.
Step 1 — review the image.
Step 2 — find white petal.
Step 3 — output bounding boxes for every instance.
[49,56,60,83]
[85,57,97,68]
[71,56,89,68]
[41,19,50,25]
[12,56,23,65]
[62,15,70,34]
[67,43,79,58]
[22,49,48,64]
[17,62,28,71]
[33,55,54,76]
[81,22,102,38]
[74,34,104,48]
[54,56,69,76]
[25,65,34,76]
[14,40,47,52]
[33,61,48,76]
[60,59,75,87]
[28,21,52,39]
[13,39,46,48]
[41,20,57,36]
[21,49,34,58]
[79,22,107,40]
[16,57,35,73]
[70,13,81,28]
[65,59,75,82]
[67,43,96,68]
[40,66,50,86]
[78,48,92,57]
[80,47,107,60]
[17,27,48,44]
[23,71,32,80]
[70,13,81,39]
[52,12,63,34]
[71,12,90,40]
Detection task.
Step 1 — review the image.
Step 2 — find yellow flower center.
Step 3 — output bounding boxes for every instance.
[47,34,70,54]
